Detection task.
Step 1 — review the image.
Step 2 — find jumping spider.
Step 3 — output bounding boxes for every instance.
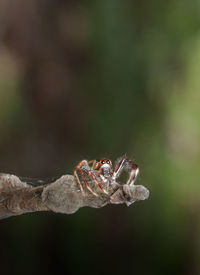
[74,156,139,197]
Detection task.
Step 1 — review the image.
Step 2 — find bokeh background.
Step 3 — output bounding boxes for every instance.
[0,0,200,274]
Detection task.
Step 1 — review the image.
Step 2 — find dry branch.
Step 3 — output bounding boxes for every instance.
[0,173,149,219]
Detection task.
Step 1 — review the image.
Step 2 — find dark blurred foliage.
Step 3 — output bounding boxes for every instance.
[0,0,200,274]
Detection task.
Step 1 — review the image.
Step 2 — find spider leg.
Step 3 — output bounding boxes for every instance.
[73,160,99,197]
[83,168,109,195]
[112,156,139,185]
[80,167,98,197]
[126,161,139,186]
[74,160,87,193]
[112,156,127,181]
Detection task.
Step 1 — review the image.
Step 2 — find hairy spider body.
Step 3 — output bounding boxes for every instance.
[74,156,139,197]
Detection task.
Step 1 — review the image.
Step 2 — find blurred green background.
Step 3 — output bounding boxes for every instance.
[0,0,200,274]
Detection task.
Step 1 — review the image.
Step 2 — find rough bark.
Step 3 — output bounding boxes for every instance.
[0,173,149,219]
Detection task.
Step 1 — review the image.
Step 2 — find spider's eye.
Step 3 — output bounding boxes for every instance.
[107,160,110,164]
[101,160,105,164]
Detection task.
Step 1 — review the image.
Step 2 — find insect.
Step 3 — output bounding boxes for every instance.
[74,156,139,197]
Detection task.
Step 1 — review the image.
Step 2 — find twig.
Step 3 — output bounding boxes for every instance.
[0,173,149,219]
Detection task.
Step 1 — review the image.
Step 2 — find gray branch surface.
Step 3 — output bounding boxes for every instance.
[0,173,150,219]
